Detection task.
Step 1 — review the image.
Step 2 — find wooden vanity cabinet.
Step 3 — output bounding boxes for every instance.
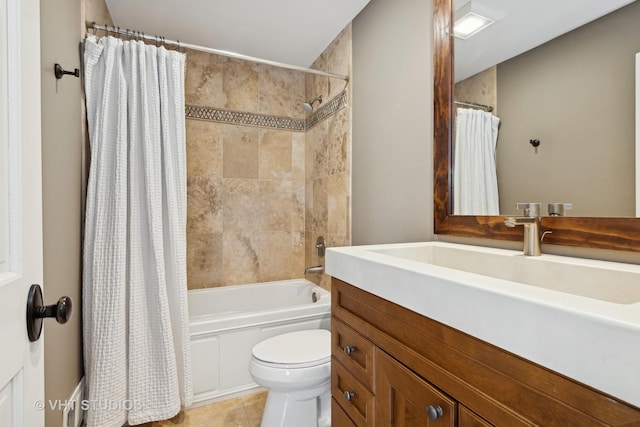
[331,278,640,427]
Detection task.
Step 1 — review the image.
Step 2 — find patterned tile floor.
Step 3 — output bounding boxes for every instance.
[140,391,267,427]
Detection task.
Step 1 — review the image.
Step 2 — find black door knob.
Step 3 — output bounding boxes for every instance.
[26,284,73,342]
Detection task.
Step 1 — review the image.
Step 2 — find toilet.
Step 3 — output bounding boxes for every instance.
[249,329,332,427]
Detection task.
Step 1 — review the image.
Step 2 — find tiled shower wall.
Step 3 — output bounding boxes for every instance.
[304,25,352,290]
[186,25,352,290]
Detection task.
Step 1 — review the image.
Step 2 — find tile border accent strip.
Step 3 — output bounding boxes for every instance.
[305,90,348,130]
[185,90,348,131]
[185,105,306,131]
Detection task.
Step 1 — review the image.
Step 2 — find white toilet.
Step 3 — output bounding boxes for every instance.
[249,329,332,427]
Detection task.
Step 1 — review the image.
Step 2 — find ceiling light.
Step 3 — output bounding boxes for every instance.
[454,1,495,40]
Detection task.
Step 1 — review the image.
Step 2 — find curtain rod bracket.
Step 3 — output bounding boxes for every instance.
[54,63,79,80]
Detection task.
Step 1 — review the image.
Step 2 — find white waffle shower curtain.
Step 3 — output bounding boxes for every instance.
[83,35,193,427]
[453,107,501,215]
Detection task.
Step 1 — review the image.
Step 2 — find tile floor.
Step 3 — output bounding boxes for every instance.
[140,391,267,427]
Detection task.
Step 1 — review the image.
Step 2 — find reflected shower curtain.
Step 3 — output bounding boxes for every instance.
[83,35,193,427]
[453,108,501,215]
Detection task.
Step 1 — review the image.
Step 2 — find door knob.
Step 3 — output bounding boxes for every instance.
[26,284,73,342]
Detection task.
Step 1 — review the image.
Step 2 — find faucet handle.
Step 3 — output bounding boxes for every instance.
[516,203,541,217]
[548,203,573,216]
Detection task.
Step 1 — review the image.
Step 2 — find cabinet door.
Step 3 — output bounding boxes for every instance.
[459,405,494,427]
[375,349,456,427]
[333,397,358,427]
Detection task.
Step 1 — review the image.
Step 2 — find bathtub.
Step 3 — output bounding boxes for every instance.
[188,278,331,405]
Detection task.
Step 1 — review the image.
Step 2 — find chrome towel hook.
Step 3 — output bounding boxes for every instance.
[54,63,79,79]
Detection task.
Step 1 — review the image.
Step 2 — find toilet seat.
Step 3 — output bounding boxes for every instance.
[252,329,331,368]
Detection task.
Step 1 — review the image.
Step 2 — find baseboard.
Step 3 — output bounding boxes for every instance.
[63,377,84,427]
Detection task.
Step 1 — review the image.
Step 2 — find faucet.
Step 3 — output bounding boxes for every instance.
[304,266,324,275]
[504,203,542,256]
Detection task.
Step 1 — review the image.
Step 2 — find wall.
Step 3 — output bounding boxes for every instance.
[495,1,640,217]
[455,66,497,114]
[185,29,353,290]
[304,25,352,291]
[40,0,87,424]
[184,52,308,288]
[351,0,433,245]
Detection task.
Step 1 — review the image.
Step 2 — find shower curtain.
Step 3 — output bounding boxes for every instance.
[453,107,501,215]
[83,35,193,427]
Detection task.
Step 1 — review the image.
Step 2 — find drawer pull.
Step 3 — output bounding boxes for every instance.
[344,345,356,356]
[426,405,444,421]
[344,391,355,401]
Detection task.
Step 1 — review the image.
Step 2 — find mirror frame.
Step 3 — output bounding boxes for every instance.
[433,0,640,252]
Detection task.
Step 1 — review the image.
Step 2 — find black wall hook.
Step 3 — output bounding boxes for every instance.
[54,63,79,80]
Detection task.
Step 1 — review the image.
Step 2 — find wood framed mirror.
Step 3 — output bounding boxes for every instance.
[433,0,640,252]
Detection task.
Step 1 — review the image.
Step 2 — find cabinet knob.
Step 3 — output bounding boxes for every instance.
[426,405,444,421]
[344,345,356,356]
[344,391,355,401]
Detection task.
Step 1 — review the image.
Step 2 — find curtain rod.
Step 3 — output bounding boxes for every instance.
[454,100,494,112]
[87,22,350,82]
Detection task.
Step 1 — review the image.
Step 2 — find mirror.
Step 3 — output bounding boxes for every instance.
[433,0,640,251]
[452,0,638,217]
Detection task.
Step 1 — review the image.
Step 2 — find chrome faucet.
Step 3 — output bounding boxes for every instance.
[304,266,324,275]
[504,203,541,256]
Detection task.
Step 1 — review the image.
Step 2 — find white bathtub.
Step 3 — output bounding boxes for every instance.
[188,278,331,405]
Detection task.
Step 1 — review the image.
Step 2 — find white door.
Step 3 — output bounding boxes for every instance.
[0,0,44,425]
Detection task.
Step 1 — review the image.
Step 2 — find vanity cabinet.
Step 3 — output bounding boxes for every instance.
[330,278,640,426]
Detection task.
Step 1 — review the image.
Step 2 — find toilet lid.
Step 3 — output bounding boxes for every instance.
[252,329,331,366]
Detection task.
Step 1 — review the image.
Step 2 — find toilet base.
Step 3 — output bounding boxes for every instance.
[260,381,331,427]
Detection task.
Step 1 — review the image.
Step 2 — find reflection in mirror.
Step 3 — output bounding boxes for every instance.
[434,0,640,253]
[452,0,638,217]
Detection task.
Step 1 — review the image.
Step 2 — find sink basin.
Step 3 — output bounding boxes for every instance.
[370,243,640,304]
[325,241,640,408]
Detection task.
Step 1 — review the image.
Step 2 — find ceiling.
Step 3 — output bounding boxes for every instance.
[105,0,371,68]
[454,0,636,82]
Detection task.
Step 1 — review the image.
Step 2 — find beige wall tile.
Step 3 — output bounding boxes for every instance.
[223,125,259,179]
[224,58,259,111]
[328,108,349,175]
[292,132,305,181]
[258,66,306,119]
[258,180,292,231]
[222,231,259,285]
[309,122,328,179]
[291,231,306,279]
[257,231,294,282]
[328,173,349,237]
[185,49,225,107]
[187,176,222,234]
[312,178,328,233]
[258,130,292,180]
[186,120,223,179]
[292,181,305,232]
[187,233,223,289]
[183,22,352,289]
[223,178,259,231]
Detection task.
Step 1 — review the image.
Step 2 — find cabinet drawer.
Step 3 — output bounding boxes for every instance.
[332,397,357,427]
[375,348,456,427]
[459,405,494,427]
[332,317,375,390]
[332,357,375,427]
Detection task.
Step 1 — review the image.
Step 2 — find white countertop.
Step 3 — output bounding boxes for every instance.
[326,241,640,407]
